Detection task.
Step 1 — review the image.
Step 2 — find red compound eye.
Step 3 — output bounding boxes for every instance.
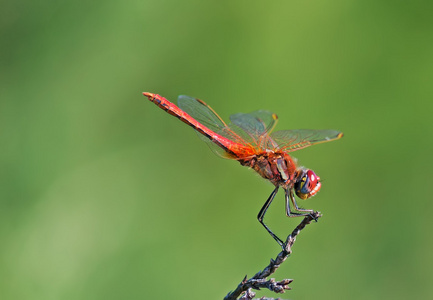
[295,170,321,199]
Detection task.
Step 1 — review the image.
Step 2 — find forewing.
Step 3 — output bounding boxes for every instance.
[270,129,343,152]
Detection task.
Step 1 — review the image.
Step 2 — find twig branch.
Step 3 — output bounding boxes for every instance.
[224,211,321,300]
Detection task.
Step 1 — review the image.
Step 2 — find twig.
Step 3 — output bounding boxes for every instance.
[224,211,321,300]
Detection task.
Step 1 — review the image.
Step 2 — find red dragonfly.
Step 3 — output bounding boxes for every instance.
[143,92,343,248]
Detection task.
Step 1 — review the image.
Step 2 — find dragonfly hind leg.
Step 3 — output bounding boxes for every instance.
[257,186,285,247]
[285,188,314,217]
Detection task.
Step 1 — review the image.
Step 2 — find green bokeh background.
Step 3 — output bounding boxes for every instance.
[1,1,432,299]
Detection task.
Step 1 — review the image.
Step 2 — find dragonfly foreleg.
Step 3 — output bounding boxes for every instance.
[285,188,314,217]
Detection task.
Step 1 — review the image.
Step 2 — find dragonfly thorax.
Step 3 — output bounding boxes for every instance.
[239,152,298,188]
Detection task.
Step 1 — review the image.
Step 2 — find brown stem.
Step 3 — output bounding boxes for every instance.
[224,211,321,300]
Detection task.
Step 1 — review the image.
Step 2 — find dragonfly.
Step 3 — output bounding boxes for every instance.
[143,92,343,248]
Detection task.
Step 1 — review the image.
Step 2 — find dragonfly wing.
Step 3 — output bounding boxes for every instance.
[178,95,227,132]
[229,110,278,150]
[270,129,343,152]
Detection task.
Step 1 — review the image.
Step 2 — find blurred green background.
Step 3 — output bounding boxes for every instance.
[1,1,432,299]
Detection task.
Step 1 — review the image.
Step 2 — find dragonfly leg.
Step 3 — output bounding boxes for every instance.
[257,186,284,247]
[285,189,314,217]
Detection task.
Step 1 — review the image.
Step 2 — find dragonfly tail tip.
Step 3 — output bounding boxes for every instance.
[143,92,155,99]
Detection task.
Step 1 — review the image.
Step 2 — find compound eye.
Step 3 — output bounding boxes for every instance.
[306,170,318,187]
[295,170,321,199]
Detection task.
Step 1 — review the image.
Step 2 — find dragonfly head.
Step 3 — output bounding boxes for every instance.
[294,169,321,200]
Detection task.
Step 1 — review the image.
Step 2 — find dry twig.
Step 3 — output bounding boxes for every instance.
[224,212,321,300]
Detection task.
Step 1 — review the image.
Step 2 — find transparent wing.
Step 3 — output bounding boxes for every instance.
[270,129,343,152]
[178,95,227,133]
[229,110,278,150]
[229,110,278,138]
